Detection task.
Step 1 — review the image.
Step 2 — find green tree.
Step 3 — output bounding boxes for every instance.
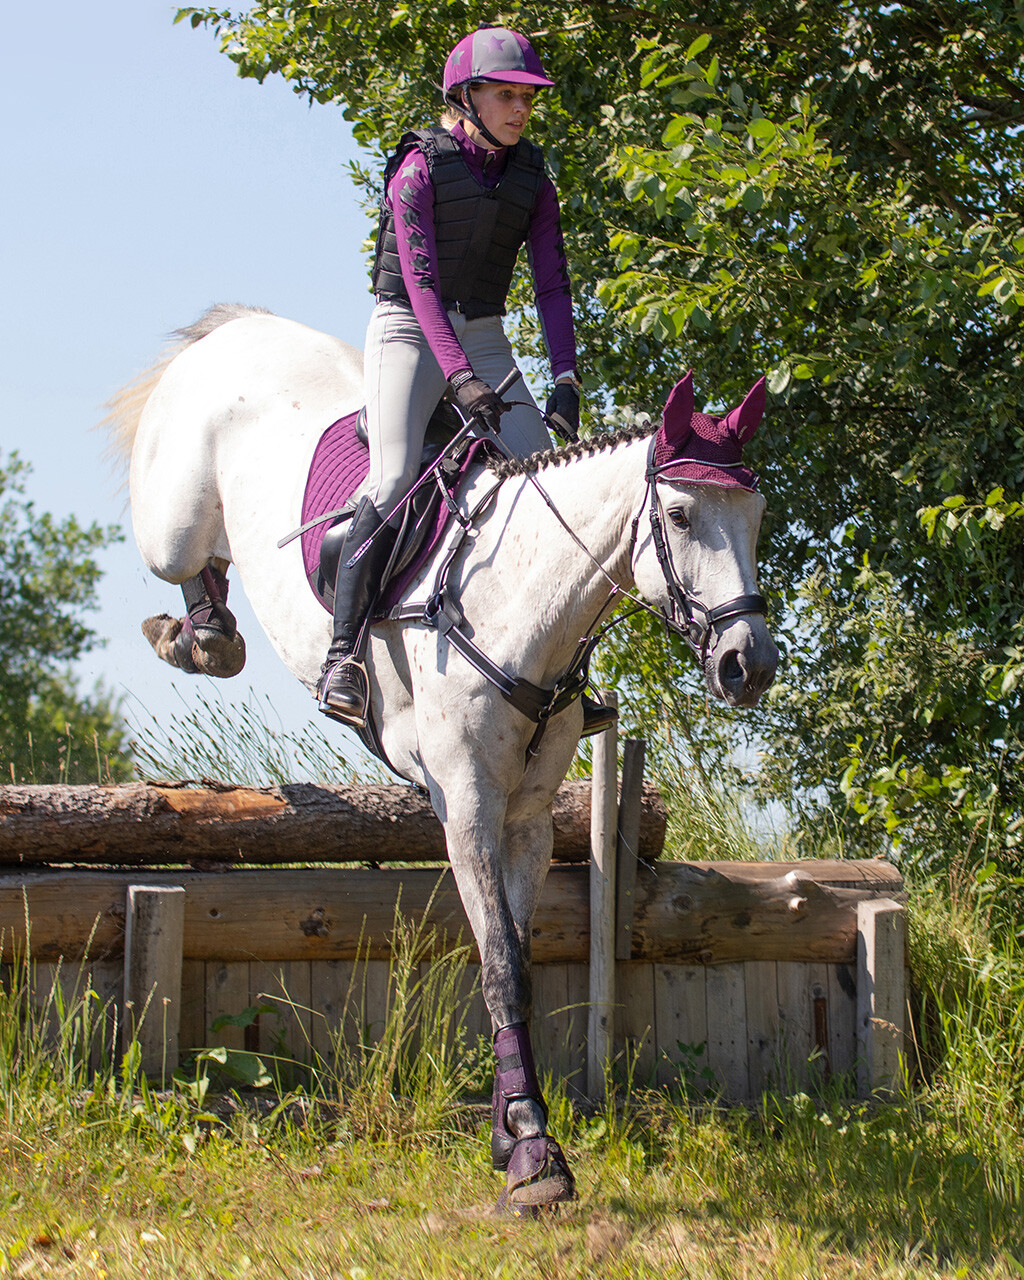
[0,452,131,783]
[179,1,1024,867]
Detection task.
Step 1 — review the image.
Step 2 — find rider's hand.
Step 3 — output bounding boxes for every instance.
[450,372,507,433]
[545,380,580,442]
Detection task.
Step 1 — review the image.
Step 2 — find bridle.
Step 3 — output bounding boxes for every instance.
[627,435,769,665]
[368,413,770,769]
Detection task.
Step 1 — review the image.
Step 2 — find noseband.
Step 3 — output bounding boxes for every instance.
[629,436,768,664]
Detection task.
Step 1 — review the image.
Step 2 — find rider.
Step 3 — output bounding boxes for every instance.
[316,25,615,734]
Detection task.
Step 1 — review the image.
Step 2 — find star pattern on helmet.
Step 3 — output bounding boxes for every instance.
[484,31,514,56]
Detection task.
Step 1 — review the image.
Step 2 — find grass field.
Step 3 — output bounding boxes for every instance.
[3,720,1023,1277]
[2,884,1023,1279]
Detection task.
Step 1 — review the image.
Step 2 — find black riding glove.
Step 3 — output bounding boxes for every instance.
[450,372,506,433]
[545,381,580,442]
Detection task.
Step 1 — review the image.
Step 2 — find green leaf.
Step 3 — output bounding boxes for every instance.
[767,362,792,394]
[747,118,776,141]
[684,33,712,61]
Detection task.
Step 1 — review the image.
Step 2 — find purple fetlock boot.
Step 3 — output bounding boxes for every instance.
[491,1023,576,1215]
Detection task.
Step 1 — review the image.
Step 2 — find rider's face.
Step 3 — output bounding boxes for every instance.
[463,81,537,149]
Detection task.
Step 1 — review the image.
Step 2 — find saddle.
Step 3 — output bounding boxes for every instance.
[292,397,486,617]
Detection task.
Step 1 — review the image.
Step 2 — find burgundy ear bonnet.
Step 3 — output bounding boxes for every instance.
[653,371,765,490]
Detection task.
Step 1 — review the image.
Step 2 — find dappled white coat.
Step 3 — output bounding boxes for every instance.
[119,308,776,1037]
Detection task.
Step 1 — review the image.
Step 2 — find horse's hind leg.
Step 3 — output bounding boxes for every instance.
[142,559,246,678]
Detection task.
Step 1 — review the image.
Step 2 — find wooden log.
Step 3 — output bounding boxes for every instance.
[0,860,904,966]
[122,884,185,1082]
[587,692,618,1101]
[856,898,907,1096]
[629,860,905,965]
[0,779,667,868]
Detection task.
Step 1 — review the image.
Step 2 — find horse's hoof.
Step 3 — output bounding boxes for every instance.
[189,627,246,678]
[140,615,246,678]
[497,1136,576,1214]
[142,614,193,670]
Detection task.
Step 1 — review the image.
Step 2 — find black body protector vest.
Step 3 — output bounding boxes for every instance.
[372,126,545,318]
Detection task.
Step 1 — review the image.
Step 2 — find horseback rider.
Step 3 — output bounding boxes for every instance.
[315,26,615,734]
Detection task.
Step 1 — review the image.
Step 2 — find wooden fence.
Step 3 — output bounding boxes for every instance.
[0,737,906,1102]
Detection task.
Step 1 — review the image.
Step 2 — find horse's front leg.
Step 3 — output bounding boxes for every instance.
[444,800,575,1214]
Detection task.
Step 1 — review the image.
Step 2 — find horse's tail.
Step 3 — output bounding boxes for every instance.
[100,303,274,468]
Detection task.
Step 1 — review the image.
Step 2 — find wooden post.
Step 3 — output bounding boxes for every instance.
[615,739,646,961]
[587,691,618,1102]
[123,884,186,1083]
[855,897,906,1096]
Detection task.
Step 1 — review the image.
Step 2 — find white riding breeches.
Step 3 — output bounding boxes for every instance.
[362,300,551,519]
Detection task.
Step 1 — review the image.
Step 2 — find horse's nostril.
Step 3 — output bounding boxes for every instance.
[719,651,744,686]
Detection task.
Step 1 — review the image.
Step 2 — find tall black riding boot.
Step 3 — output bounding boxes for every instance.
[316,498,398,726]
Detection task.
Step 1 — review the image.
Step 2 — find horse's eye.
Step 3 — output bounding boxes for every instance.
[668,508,690,530]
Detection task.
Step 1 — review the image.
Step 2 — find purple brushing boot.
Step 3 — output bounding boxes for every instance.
[491,1023,576,1215]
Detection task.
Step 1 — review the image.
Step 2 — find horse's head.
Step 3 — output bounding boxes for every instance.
[630,371,779,707]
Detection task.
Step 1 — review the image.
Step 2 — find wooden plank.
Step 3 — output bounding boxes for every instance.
[359,960,392,1050]
[309,959,357,1068]
[706,962,749,1101]
[615,960,657,1089]
[744,960,779,1099]
[856,898,907,1095]
[179,959,205,1056]
[587,693,618,1102]
[564,963,590,1101]
[776,961,815,1093]
[251,961,313,1064]
[532,962,570,1083]
[827,962,858,1081]
[615,739,645,960]
[461,964,491,1046]
[123,885,186,1081]
[204,961,250,1050]
[808,963,833,1090]
[654,964,709,1092]
[0,779,667,867]
[0,861,906,966]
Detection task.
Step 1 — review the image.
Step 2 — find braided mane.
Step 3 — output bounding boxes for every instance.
[486,419,656,480]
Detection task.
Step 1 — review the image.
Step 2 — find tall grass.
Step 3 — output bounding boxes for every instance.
[127,686,377,786]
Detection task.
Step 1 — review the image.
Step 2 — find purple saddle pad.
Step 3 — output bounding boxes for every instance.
[299,411,369,608]
[299,412,493,614]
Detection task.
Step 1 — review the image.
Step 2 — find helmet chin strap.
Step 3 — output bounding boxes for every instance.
[457,84,506,150]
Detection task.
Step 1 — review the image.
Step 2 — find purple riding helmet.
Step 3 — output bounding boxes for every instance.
[443,27,554,147]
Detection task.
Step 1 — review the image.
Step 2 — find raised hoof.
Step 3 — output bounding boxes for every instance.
[495,1136,576,1216]
[140,615,246,679]
[190,627,247,678]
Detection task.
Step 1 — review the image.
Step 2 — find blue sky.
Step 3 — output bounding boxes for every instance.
[3,1,378,760]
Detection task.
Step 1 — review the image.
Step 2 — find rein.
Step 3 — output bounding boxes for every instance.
[389,424,768,760]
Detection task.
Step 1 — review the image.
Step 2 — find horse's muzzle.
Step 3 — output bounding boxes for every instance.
[707,621,779,708]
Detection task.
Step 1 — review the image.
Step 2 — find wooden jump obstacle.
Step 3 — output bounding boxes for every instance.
[0,731,907,1101]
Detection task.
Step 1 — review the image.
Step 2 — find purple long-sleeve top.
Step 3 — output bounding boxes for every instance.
[385,121,577,383]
